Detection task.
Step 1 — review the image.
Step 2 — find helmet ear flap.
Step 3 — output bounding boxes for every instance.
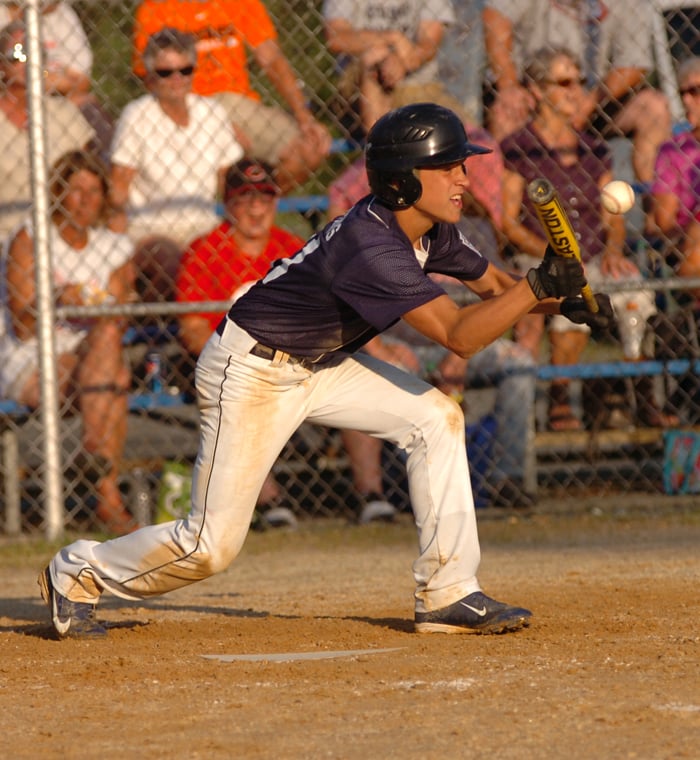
[367,169,422,209]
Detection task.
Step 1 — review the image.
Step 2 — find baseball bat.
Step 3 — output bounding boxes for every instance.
[526,177,598,313]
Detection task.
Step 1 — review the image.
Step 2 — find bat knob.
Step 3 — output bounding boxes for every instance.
[527,178,554,204]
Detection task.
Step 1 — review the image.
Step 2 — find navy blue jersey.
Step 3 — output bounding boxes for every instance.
[228,196,488,363]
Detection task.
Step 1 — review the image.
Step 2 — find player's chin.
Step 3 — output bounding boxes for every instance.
[443,200,463,223]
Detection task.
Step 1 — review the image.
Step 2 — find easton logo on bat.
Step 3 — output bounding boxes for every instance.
[539,205,576,256]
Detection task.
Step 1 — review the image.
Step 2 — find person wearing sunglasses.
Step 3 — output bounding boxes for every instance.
[109,28,244,303]
[482,0,670,194]
[0,20,95,241]
[501,47,677,432]
[132,0,331,195]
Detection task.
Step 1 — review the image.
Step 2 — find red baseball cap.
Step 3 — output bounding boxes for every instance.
[224,158,280,200]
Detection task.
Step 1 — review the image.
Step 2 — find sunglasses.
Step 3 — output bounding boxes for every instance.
[545,76,586,88]
[154,65,195,79]
[680,84,700,97]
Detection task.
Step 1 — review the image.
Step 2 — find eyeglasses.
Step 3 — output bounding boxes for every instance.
[680,84,700,97]
[545,76,586,88]
[154,65,195,79]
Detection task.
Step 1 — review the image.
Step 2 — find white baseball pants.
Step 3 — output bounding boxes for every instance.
[51,320,482,613]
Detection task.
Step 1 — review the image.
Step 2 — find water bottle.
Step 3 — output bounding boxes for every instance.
[618,301,647,360]
[145,351,164,393]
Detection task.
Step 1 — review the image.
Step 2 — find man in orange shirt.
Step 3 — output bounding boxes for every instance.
[133,0,331,193]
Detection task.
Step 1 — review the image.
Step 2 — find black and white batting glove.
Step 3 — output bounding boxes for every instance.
[560,293,616,330]
[526,245,587,300]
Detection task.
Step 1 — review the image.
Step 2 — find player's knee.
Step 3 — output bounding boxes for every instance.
[196,544,238,577]
[423,388,465,439]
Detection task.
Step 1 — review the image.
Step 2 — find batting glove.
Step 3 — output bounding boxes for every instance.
[560,293,616,330]
[526,245,587,300]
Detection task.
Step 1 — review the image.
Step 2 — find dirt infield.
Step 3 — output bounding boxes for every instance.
[1,501,699,759]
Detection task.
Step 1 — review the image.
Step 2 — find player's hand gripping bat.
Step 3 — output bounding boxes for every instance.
[526,177,599,313]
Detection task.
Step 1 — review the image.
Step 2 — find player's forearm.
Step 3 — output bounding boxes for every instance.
[448,280,539,357]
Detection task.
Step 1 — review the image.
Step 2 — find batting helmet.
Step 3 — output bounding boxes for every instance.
[365,102,492,209]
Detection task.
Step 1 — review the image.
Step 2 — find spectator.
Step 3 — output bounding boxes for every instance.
[323,0,455,137]
[651,56,700,247]
[109,28,244,303]
[650,55,700,421]
[500,47,676,430]
[175,158,303,528]
[482,0,671,189]
[0,1,113,158]
[0,150,135,534]
[0,20,95,241]
[132,0,331,194]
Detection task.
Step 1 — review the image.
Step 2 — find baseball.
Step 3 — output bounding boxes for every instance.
[601,180,635,214]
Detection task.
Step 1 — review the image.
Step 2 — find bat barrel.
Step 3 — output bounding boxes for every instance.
[525,177,599,313]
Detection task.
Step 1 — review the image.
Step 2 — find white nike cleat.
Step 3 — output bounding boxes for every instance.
[414,591,532,634]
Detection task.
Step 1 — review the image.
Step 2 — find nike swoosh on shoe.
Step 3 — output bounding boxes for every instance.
[459,601,487,616]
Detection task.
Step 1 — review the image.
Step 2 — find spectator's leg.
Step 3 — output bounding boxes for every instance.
[342,428,384,496]
[513,312,545,362]
[78,319,132,533]
[548,329,589,431]
[257,473,280,506]
[340,428,396,522]
[468,340,537,506]
[132,236,182,304]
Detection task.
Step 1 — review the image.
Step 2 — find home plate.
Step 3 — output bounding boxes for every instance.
[201,648,404,663]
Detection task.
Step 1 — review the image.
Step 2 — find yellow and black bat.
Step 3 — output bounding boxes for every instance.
[526,177,598,313]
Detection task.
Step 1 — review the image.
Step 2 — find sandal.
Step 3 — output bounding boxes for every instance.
[548,403,583,432]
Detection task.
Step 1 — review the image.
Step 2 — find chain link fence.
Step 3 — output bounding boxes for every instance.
[1,1,699,537]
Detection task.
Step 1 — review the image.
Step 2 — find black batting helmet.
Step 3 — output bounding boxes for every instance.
[365,102,491,209]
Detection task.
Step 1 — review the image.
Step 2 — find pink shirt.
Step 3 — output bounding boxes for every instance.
[651,129,700,230]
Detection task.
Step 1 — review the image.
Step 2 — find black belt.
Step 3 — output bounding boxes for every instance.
[216,319,315,370]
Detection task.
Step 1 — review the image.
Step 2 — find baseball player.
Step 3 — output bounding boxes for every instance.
[39,103,613,638]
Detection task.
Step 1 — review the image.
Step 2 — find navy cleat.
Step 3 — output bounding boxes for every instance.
[37,566,107,639]
[415,591,532,634]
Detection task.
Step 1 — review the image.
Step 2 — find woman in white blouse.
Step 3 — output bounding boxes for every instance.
[109,28,244,301]
[1,150,136,534]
